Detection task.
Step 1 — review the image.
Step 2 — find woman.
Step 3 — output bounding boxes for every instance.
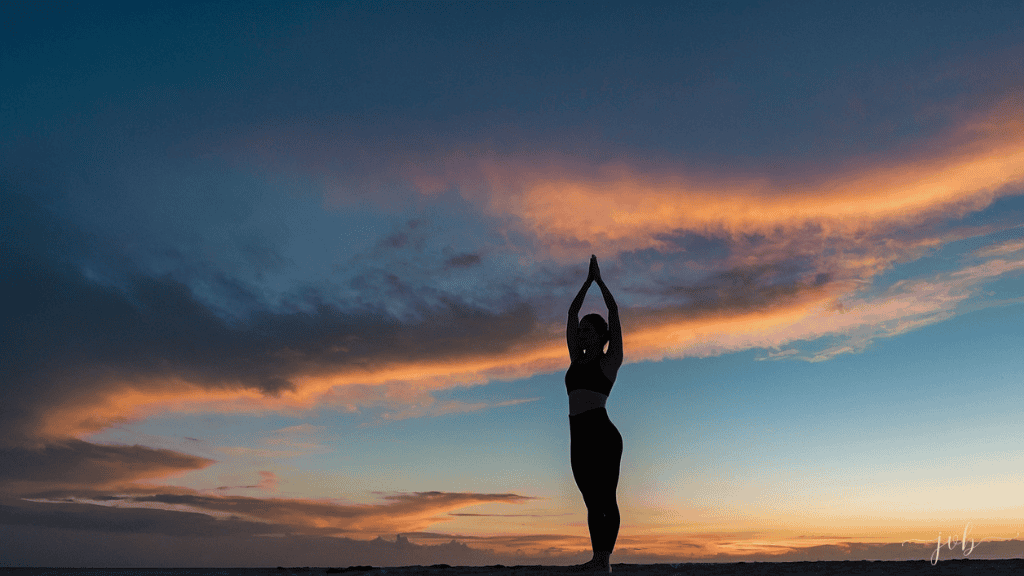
[565,255,623,573]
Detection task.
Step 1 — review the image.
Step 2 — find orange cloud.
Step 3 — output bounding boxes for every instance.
[405,97,1024,257]
[43,236,1019,440]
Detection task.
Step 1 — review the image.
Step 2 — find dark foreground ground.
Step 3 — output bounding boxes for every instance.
[3,560,1024,576]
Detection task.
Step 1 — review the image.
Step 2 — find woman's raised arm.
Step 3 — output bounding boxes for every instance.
[566,257,596,363]
[594,265,622,370]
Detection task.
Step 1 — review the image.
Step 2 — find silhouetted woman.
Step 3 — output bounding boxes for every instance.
[565,255,623,573]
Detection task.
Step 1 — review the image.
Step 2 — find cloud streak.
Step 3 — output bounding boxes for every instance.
[400,97,1024,254]
[0,440,213,498]
[7,490,538,541]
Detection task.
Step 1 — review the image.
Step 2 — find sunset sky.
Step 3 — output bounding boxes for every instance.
[3,1,1024,567]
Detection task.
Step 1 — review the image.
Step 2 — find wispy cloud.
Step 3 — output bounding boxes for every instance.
[400,97,1024,257]
[214,470,278,493]
[10,490,539,540]
[0,440,213,498]
[760,243,1024,361]
[379,397,542,422]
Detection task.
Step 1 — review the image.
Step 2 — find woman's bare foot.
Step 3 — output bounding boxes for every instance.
[567,552,611,573]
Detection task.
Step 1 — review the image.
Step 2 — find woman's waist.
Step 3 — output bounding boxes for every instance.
[568,389,609,417]
[568,407,617,434]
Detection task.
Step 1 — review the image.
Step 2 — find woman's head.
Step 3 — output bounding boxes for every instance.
[580,313,609,352]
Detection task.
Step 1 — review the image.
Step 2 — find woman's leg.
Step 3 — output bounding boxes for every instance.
[570,414,623,568]
[587,487,620,553]
[586,422,622,554]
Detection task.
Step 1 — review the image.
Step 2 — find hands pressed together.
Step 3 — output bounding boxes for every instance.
[588,254,602,283]
[568,253,621,364]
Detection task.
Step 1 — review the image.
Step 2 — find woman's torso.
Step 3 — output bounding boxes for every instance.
[565,355,616,415]
[565,354,616,395]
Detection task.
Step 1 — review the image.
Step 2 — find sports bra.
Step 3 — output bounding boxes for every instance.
[564,356,614,396]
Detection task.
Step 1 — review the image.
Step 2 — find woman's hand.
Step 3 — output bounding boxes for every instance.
[589,254,601,282]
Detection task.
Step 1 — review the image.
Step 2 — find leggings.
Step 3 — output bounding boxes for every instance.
[569,407,623,553]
